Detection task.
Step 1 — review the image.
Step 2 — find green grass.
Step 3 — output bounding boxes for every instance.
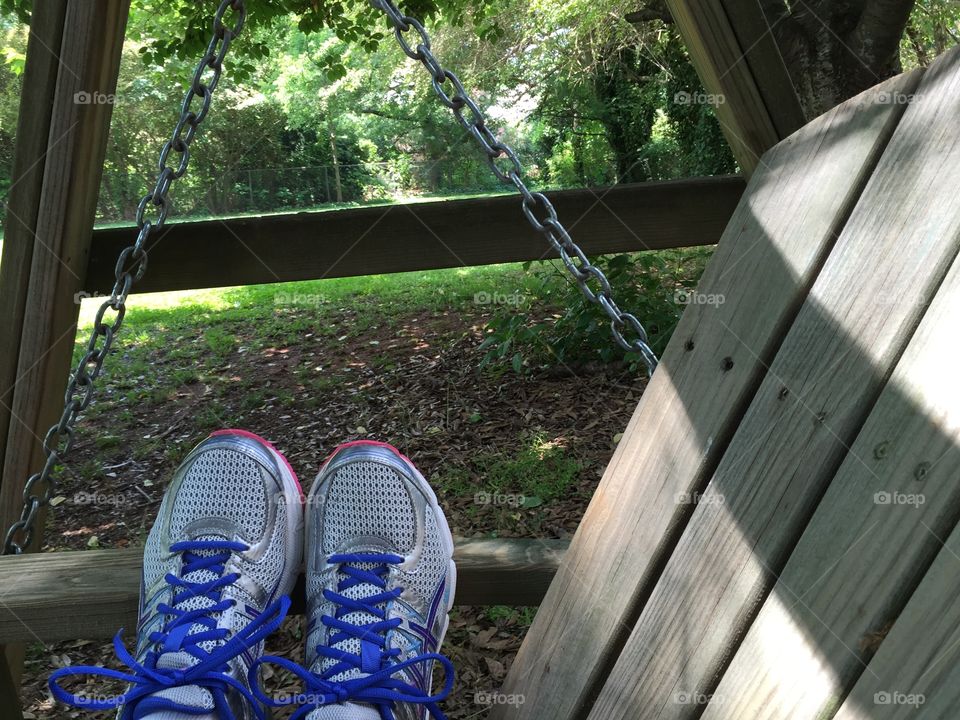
[66,263,543,463]
[483,605,538,626]
[204,326,237,357]
[438,430,583,506]
[75,262,541,341]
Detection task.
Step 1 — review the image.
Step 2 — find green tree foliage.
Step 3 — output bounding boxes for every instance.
[1,1,957,373]
[0,16,23,205]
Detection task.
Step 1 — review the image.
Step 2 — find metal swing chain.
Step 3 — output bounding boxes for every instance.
[370,0,660,376]
[2,0,247,555]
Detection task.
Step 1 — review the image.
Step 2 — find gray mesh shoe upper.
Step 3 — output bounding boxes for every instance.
[304,442,456,720]
[134,431,304,720]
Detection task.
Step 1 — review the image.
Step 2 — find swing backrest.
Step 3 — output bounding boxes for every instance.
[495,46,960,720]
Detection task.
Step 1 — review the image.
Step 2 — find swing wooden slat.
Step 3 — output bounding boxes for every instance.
[492,66,922,720]
[703,179,960,720]
[831,501,960,720]
[586,46,960,720]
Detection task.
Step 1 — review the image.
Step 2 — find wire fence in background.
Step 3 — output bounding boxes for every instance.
[87,157,618,225]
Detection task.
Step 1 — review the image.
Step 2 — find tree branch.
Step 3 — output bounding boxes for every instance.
[905,19,930,65]
[625,3,672,25]
[358,107,416,123]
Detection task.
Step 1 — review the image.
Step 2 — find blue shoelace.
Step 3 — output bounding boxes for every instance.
[49,539,289,720]
[251,552,454,720]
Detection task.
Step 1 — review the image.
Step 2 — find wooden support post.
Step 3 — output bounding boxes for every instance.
[665,0,806,174]
[0,1,130,714]
[0,5,71,713]
[0,0,68,554]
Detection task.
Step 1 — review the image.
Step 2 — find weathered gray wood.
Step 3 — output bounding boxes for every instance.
[721,0,806,139]
[701,204,960,720]
[453,538,568,606]
[588,50,960,720]
[0,538,568,643]
[493,70,921,720]
[665,0,794,174]
[0,6,71,709]
[831,515,960,720]
[0,0,130,556]
[82,177,745,295]
[0,650,20,718]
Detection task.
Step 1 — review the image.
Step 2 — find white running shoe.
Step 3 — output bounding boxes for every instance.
[50,429,304,720]
[277,440,457,720]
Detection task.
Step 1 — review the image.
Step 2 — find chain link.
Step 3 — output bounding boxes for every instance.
[370,0,659,376]
[3,0,658,553]
[2,0,247,555]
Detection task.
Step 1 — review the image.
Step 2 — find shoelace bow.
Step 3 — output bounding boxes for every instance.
[49,539,288,720]
[251,552,454,720]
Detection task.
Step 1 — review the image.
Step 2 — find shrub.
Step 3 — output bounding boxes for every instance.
[480,248,712,373]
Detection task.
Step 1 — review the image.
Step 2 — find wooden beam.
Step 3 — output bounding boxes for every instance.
[493,71,919,720]
[589,54,959,720]
[721,0,806,139]
[0,539,568,643]
[703,181,960,720]
[0,651,19,718]
[0,0,68,546]
[665,0,806,174]
[0,1,130,714]
[83,176,746,295]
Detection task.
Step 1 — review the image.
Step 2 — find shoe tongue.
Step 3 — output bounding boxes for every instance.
[319,561,385,684]
[139,709,218,720]
[138,535,234,719]
[305,561,394,720]
[134,681,216,719]
[307,704,381,720]
[159,533,232,666]
[155,651,196,672]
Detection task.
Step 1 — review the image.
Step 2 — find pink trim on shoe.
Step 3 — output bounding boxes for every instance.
[322,439,417,470]
[210,429,304,501]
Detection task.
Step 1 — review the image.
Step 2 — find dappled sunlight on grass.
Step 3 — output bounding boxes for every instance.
[75,262,540,336]
[77,286,232,328]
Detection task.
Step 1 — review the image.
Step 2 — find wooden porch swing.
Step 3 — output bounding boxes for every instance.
[3,1,960,719]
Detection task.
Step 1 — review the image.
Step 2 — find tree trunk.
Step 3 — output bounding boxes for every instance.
[760,0,916,117]
[327,114,343,204]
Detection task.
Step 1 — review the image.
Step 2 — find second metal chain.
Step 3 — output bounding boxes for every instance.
[371,0,659,376]
[3,0,247,555]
